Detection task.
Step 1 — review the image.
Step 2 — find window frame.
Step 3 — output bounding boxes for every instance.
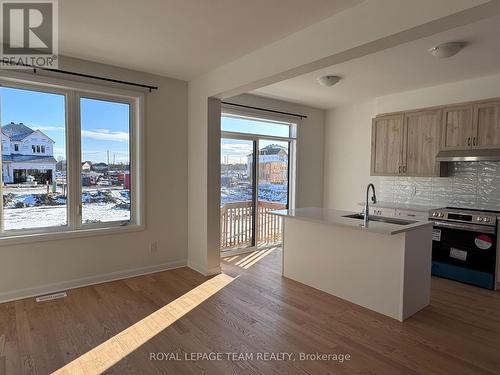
[0,74,144,244]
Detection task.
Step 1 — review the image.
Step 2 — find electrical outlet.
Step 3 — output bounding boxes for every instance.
[149,241,158,253]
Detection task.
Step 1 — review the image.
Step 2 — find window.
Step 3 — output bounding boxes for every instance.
[0,79,141,239]
[80,97,131,224]
[1,86,67,230]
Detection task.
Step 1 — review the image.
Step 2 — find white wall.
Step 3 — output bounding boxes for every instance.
[0,56,188,302]
[323,73,500,211]
[324,100,377,210]
[227,94,325,208]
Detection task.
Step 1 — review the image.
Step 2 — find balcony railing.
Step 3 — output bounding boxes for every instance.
[220,200,285,250]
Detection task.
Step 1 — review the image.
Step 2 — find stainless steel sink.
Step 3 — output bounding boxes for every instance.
[343,213,417,226]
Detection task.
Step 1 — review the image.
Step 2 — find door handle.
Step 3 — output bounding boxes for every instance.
[467,137,471,146]
[402,166,407,173]
[398,166,402,174]
[473,137,476,146]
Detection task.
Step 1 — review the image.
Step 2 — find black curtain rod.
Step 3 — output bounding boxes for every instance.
[221,101,307,119]
[3,61,159,91]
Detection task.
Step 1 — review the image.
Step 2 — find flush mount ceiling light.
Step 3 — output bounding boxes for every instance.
[428,42,466,58]
[317,75,341,87]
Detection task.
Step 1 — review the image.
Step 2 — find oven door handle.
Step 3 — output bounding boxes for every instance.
[432,220,496,234]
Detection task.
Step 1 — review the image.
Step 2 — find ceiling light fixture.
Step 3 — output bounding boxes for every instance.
[428,42,466,58]
[317,75,341,87]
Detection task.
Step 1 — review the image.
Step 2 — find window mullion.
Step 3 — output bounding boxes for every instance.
[67,90,81,230]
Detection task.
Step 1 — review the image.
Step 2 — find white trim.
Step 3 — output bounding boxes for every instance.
[0,224,144,246]
[0,258,187,304]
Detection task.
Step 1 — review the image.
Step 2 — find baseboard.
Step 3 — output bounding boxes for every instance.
[187,260,221,276]
[0,259,187,304]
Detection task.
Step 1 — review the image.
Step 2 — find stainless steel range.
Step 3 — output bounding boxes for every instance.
[429,207,498,289]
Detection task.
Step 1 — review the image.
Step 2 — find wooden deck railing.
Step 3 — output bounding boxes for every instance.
[220,201,286,249]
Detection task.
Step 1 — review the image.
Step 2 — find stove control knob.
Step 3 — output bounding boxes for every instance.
[432,212,439,217]
[484,217,491,223]
[477,217,483,222]
[438,213,445,218]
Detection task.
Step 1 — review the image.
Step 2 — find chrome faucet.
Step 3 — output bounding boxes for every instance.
[363,183,377,228]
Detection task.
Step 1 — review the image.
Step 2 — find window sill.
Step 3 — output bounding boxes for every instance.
[0,224,145,247]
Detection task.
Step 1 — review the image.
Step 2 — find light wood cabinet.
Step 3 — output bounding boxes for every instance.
[372,97,500,177]
[371,115,405,175]
[371,111,444,177]
[405,109,443,176]
[473,101,500,149]
[441,105,473,150]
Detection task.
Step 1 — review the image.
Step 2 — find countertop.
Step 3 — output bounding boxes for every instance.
[358,201,441,212]
[270,207,433,235]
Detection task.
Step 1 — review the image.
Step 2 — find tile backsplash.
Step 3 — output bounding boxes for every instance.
[377,161,500,210]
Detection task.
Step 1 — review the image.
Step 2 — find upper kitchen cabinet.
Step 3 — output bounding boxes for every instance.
[441,105,473,151]
[371,114,405,175]
[405,109,444,176]
[473,101,500,149]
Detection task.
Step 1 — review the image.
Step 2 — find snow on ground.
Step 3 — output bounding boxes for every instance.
[2,186,130,230]
[4,203,130,230]
[221,183,288,206]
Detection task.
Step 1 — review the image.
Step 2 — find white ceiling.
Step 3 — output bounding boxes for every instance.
[253,14,500,109]
[59,0,361,80]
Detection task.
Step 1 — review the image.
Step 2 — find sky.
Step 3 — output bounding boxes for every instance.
[221,116,290,164]
[221,115,290,138]
[221,116,289,164]
[1,87,130,163]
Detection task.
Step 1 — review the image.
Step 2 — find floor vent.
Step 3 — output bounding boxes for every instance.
[36,291,67,302]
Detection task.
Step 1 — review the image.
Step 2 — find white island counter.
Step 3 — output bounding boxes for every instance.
[271,207,433,321]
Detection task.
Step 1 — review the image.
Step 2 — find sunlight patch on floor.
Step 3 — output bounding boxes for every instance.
[222,247,277,270]
[242,248,275,269]
[52,273,235,375]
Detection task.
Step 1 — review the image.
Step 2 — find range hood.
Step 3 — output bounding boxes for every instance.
[436,149,500,162]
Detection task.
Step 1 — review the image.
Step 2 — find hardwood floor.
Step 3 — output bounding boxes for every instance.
[1,247,500,374]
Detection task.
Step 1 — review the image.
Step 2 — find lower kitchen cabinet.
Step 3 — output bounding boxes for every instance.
[395,209,429,221]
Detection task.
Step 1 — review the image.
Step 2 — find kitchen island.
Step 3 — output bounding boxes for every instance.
[271,207,433,321]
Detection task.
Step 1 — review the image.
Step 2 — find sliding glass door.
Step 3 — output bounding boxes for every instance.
[220,111,296,252]
[220,138,255,249]
[257,140,289,245]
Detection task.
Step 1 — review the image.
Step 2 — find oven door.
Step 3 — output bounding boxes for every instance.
[431,221,496,289]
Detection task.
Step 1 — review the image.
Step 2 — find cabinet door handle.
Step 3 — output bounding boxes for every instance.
[402,166,407,173]
[468,137,471,146]
[473,137,476,146]
[398,166,402,174]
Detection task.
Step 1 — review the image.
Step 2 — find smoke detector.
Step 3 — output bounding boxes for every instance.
[317,75,341,87]
[428,42,466,58]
